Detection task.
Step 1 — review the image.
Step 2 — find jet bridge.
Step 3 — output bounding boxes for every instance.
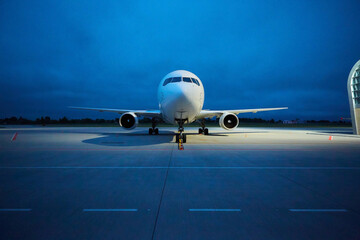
[348,59,360,134]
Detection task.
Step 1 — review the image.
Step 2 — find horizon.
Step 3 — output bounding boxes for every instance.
[0,115,351,123]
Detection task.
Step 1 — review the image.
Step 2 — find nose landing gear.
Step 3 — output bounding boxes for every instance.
[176,129,186,150]
[175,131,187,143]
[175,119,187,144]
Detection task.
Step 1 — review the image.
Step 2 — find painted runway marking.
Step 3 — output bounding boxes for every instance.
[189,209,241,212]
[289,209,348,212]
[83,209,138,212]
[0,166,360,170]
[0,208,31,212]
[11,132,18,141]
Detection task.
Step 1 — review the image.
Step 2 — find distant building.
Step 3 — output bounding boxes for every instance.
[348,59,360,135]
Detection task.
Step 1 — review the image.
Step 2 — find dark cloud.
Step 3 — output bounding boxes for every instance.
[1,0,360,120]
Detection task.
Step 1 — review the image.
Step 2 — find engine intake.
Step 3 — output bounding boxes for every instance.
[219,112,239,130]
[119,112,138,130]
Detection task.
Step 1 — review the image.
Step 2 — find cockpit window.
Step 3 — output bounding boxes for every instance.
[192,78,200,86]
[163,78,172,86]
[183,77,192,83]
[171,77,181,82]
[163,76,200,86]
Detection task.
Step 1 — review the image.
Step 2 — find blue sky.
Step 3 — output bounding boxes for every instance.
[1,0,360,120]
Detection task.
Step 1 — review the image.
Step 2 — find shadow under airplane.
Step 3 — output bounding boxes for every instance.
[82,129,269,147]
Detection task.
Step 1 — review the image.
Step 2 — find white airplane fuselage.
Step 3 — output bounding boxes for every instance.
[157,70,204,125]
[71,69,287,137]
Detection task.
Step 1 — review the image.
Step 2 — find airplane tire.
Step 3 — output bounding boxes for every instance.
[183,134,187,143]
[149,128,153,135]
[204,128,209,135]
[175,134,179,143]
[198,128,203,134]
[154,128,159,135]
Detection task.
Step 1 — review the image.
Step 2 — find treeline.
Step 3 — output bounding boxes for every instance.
[0,116,158,125]
[0,116,350,125]
[0,116,117,125]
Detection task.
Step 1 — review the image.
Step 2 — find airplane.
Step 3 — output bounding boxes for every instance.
[71,70,287,143]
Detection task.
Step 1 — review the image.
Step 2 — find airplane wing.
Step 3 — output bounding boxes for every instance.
[69,106,162,118]
[195,107,288,119]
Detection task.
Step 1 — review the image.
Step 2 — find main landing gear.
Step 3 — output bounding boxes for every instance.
[198,119,209,135]
[149,128,159,135]
[198,127,209,135]
[149,118,159,135]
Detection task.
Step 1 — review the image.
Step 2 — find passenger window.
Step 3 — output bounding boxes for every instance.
[163,78,172,86]
[192,78,200,86]
[183,77,192,83]
[171,77,181,82]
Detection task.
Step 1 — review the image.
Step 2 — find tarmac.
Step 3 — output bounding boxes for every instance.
[0,126,360,240]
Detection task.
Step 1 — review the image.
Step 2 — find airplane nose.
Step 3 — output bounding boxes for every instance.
[160,83,199,122]
[175,85,193,105]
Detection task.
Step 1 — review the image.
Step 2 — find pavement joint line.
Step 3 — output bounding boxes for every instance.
[151,143,175,240]
[189,209,241,212]
[1,166,360,170]
[0,208,32,212]
[83,209,138,212]
[289,209,348,212]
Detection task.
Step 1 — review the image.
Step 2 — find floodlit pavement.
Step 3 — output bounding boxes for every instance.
[0,126,360,239]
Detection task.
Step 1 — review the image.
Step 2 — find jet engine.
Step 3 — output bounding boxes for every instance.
[219,112,239,130]
[119,112,138,130]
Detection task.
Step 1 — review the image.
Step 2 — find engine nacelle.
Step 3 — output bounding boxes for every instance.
[219,112,239,130]
[119,112,138,130]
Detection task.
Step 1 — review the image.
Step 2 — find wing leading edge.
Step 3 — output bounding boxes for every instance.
[196,107,288,119]
[69,106,161,118]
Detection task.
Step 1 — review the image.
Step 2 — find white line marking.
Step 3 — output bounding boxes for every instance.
[0,208,32,212]
[189,209,241,212]
[83,209,138,212]
[11,132,18,141]
[289,209,348,212]
[0,166,359,170]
